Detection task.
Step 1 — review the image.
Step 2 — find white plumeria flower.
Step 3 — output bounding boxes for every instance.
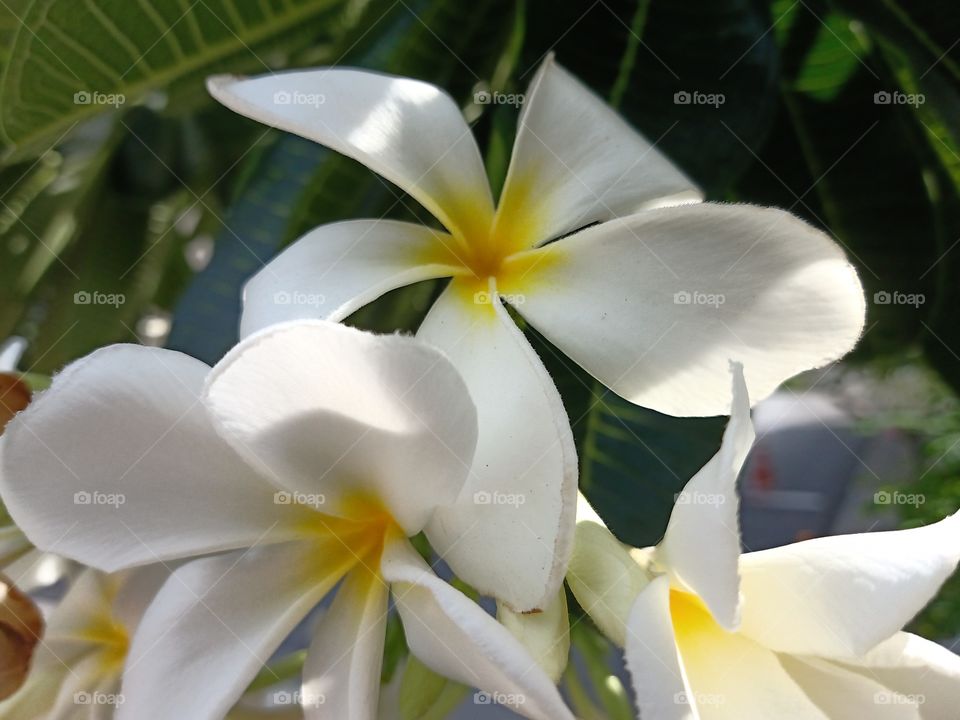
[568,364,960,719]
[0,321,574,720]
[207,57,865,610]
[0,567,165,719]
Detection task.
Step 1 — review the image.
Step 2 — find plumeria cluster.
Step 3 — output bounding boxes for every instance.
[0,56,956,720]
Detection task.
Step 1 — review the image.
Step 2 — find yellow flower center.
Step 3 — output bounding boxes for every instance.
[422,180,558,309]
[78,614,130,675]
[669,588,717,642]
[294,492,402,577]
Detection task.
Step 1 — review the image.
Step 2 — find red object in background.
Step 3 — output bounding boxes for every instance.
[749,445,777,492]
[0,374,31,433]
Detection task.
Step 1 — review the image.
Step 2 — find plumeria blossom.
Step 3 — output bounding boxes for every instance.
[0,567,164,719]
[0,321,574,720]
[207,57,865,609]
[568,364,960,719]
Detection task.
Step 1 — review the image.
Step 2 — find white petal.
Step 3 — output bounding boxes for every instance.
[0,344,293,571]
[240,220,461,338]
[418,281,576,610]
[779,655,920,719]
[119,539,348,720]
[495,56,701,248]
[208,70,493,243]
[497,589,569,683]
[500,203,866,417]
[738,512,960,658]
[655,363,753,630]
[669,586,828,719]
[831,632,960,719]
[205,320,477,535]
[623,576,696,720]
[566,517,649,647]
[301,565,389,720]
[381,538,575,720]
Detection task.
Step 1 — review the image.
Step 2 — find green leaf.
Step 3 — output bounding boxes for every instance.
[523,0,780,194]
[399,655,468,720]
[0,0,348,163]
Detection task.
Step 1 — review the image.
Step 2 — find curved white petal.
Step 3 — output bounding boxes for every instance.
[831,632,960,719]
[205,320,477,535]
[624,576,697,720]
[208,69,493,243]
[567,518,649,647]
[381,539,575,720]
[501,203,866,417]
[240,220,461,338]
[655,364,753,630]
[738,512,960,658]
[119,539,348,720]
[0,345,293,572]
[497,589,569,683]
[670,588,828,719]
[418,281,576,610]
[778,655,920,720]
[301,565,389,720]
[495,57,701,249]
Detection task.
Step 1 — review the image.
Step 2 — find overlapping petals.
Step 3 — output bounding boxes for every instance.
[569,366,960,719]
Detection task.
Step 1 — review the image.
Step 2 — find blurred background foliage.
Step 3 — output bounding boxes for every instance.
[2,0,960,699]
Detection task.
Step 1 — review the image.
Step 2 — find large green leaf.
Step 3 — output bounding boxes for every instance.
[522,0,779,194]
[0,0,347,163]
